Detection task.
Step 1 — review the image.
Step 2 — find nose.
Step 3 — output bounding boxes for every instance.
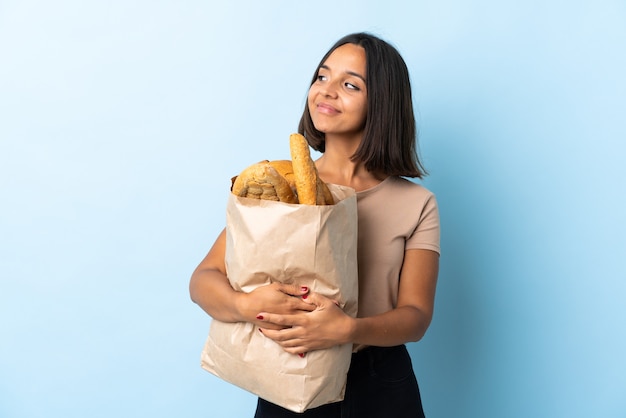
[320,80,339,98]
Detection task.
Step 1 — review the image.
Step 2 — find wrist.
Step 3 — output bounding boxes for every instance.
[232,291,249,322]
[344,315,358,345]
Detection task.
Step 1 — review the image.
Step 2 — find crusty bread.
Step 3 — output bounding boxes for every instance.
[289,133,319,205]
[231,161,298,204]
[316,176,334,205]
[268,160,296,194]
[272,158,333,205]
[231,134,334,205]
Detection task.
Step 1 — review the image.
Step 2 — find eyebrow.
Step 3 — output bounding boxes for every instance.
[319,64,366,83]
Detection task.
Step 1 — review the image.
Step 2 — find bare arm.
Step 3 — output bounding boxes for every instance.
[350,248,439,346]
[189,228,314,327]
[258,248,439,353]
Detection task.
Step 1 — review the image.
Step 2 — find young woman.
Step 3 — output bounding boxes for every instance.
[190,32,440,418]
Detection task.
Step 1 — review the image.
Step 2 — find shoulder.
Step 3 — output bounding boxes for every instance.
[381,177,439,224]
[358,176,438,215]
[383,176,437,202]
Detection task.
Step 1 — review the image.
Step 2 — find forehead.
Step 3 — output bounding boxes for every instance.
[322,43,366,74]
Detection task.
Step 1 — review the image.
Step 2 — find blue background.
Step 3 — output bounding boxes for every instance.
[1,1,625,417]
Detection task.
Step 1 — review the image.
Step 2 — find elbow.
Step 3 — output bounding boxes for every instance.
[189,272,201,305]
[407,326,429,343]
[189,288,197,305]
[405,307,433,343]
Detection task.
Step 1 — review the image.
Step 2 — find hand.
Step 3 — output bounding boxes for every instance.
[257,292,355,355]
[238,282,314,330]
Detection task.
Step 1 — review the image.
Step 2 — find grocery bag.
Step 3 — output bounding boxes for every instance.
[201,184,358,413]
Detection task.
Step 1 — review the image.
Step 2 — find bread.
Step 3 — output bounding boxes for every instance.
[316,176,334,206]
[289,133,318,205]
[268,160,296,192]
[289,133,333,205]
[231,161,298,204]
[231,134,334,205]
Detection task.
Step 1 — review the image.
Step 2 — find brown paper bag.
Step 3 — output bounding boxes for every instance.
[201,184,358,413]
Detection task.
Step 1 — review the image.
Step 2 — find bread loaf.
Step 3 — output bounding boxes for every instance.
[231,134,334,205]
[268,160,296,192]
[231,161,298,204]
[289,133,333,205]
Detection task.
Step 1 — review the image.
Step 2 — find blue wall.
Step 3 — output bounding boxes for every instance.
[1,1,624,417]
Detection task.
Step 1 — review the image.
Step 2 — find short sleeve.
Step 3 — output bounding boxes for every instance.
[406,193,440,254]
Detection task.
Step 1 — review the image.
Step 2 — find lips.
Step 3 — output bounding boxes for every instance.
[316,102,340,115]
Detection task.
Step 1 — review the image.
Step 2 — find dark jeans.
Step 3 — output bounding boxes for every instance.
[254,345,426,418]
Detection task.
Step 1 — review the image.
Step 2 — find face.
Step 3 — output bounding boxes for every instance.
[307,43,368,138]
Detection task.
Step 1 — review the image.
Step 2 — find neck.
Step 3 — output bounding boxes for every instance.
[315,136,386,191]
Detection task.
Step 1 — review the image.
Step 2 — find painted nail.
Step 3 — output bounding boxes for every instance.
[298,353,305,358]
[302,294,308,299]
[256,315,264,320]
[301,286,308,292]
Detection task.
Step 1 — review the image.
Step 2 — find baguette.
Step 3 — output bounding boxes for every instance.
[289,133,334,205]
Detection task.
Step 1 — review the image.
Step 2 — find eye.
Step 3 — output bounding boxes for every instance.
[316,74,327,82]
[345,82,360,91]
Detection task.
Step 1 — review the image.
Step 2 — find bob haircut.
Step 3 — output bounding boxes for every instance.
[298,32,427,178]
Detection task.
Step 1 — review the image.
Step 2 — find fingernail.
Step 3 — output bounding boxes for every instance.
[302,294,308,299]
[298,353,305,358]
[256,315,264,320]
[301,286,308,292]
[258,328,263,333]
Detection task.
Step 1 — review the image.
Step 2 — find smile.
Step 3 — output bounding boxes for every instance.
[316,103,340,115]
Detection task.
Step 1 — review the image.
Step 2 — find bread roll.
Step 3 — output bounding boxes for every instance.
[268,160,296,193]
[231,161,298,204]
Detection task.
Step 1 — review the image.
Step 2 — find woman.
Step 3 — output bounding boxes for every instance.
[190,32,440,417]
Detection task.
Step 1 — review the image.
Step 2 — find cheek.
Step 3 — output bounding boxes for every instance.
[355,98,368,125]
[307,88,317,109]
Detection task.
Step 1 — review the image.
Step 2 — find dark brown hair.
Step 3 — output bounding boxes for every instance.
[298,32,427,178]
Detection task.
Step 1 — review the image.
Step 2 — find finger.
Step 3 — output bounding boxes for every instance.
[258,328,309,355]
[256,312,301,328]
[259,327,291,341]
[287,293,316,311]
[302,291,340,309]
[282,343,309,356]
[259,327,304,348]
[256,322,287,331]
[264,336,307,355]
[298,292,317,309]
[276,282,310,297]
[294,299,316,312]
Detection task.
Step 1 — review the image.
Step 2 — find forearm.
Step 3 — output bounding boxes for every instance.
[189,267,246,323]
[257,249,438,353]
[190,266,314,326]
[348,249,439,347]
[349,305,433,347]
